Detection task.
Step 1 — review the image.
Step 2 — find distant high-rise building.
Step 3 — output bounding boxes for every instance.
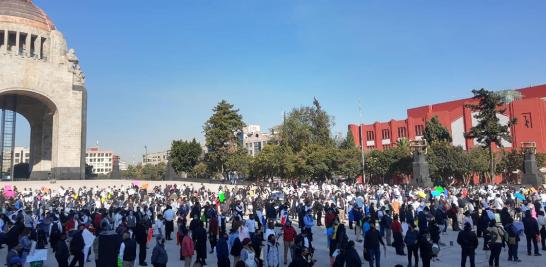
[86,147,113,175]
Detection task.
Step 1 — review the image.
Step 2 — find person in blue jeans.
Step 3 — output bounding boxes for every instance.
[364,223,385,267]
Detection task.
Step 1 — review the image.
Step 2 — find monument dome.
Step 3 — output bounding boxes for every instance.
[0,0,55,31]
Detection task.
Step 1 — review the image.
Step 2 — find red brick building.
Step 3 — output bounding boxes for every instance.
[348,84,546,153]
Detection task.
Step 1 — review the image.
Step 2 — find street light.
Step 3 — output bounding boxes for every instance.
[359,101,367,184]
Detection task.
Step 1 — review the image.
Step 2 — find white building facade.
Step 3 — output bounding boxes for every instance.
[239,125,273,156]
[143,150,170,166]
[85,147,113,175]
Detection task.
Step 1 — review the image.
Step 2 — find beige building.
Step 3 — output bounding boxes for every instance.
[14,146,30,164]
[0,0,87,179]
[239,125,273,156]
[85,147,113,175]
[143,150,170,166]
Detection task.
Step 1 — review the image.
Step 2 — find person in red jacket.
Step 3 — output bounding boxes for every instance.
[209,215,219,254]
[177,227,194,267]
[283,221,297,265]
[391,215,405,255]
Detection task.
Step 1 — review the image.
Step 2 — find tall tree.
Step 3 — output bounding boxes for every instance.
[465,89,516,183]
[250,144,296,180]
[169,138,202,174]
[427,141,469,185]
[278,98,334,152]
[424,116,452,143]
[203,100,245,177]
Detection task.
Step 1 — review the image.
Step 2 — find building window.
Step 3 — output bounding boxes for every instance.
[382,129,390,140]
[366,131,375,141]
[397,127,407,138]
[15,153,19,157]
[367,145,375,150]
[415,125,424,136]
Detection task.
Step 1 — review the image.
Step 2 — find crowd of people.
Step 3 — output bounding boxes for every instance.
[0,180,545,267]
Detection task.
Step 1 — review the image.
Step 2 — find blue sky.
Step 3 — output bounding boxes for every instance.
[15,0,546,162]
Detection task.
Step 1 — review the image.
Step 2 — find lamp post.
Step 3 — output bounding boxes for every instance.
[359,101,366,184]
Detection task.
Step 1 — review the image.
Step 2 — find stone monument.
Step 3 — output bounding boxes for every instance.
[410,139,433,187]
[0,0,87,179]
[521,142,542,185]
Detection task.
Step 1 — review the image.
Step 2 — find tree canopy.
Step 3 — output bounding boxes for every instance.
[203,100,245,176]
[169,138,202,174]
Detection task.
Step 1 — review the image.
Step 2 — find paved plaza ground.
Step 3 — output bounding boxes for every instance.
[0,180,544,267]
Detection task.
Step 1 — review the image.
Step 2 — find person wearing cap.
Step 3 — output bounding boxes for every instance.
[457,222,479,267]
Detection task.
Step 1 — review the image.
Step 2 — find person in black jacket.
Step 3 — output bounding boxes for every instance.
[404,223,419,267]
[55,233,70,267]
[134,219,149,266]
[523,210,541,256]
[417,228,433,267]
[121,232,137,267]
[69,225,85,267]
[457,222,478,267]
[193,221,208,265]
[288,246,312,267]
[364,223,385,267]
[344,240,362,267]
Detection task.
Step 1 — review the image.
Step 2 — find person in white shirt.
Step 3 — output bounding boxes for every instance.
[163,206,175,240]
[154,214,165,239]
[245,215,256,239]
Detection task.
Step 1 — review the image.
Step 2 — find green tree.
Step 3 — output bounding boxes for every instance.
[467,147,490,184]
[339,130,356,149]
[296,144,337,180]
[224,148,251,178]
[496,149,522,184]
[385,144,413,180]
[169,138,202,174]
[250,144,296,180]
[203,100,245,177]
[427,141,469,185]
[465,89,517,183]
[278,99,334,152]
[365,150,391,183]
[424,116,452,143]
[191,162,209,178]
[142,162,167,180]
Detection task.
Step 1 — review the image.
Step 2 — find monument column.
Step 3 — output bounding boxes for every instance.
[25,34,31,57]
[15,31,19,55]
[2,31,7,53]
[36,36,42,59]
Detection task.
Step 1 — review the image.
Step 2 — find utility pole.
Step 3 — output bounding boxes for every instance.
[358,100,366,184]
